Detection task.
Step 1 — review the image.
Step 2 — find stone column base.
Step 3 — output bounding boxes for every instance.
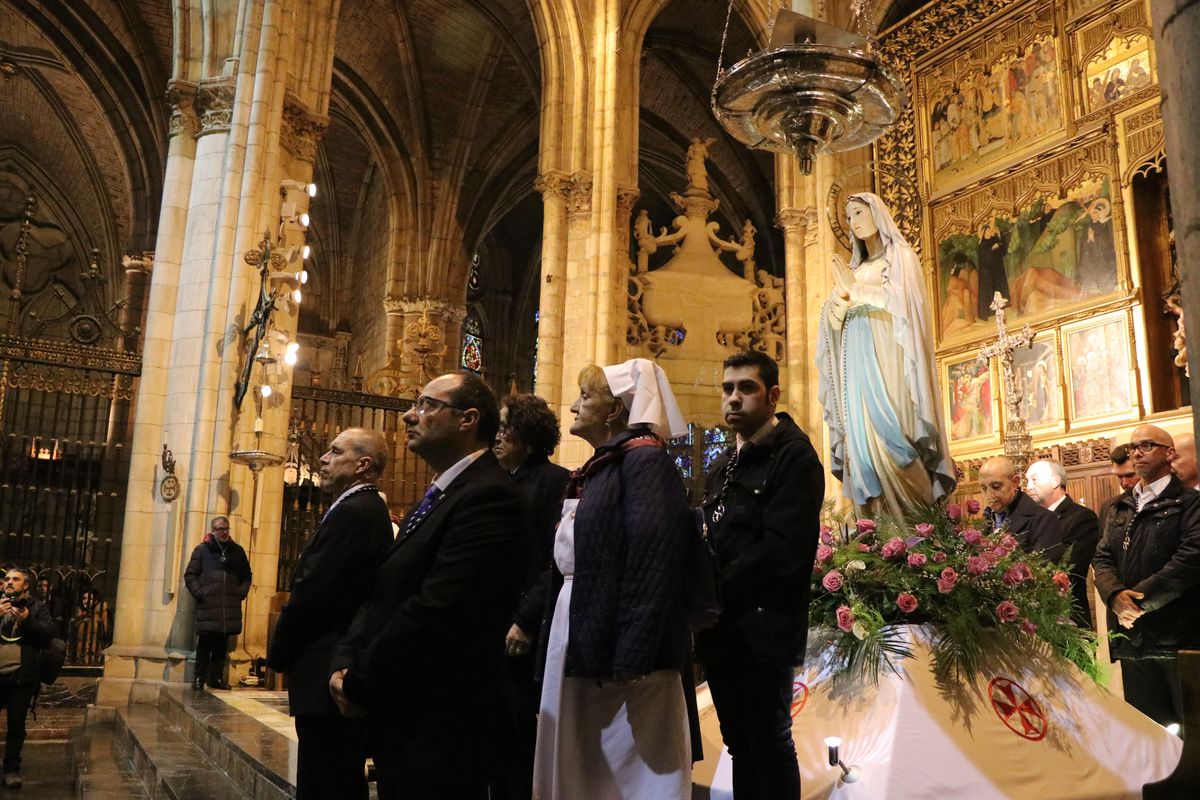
[98,645,192,705]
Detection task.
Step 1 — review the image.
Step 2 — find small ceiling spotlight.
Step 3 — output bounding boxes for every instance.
[260,384,273,398]
[291,288,302,304]
[281,180,317,198]
[301,244,311,260]
[824,736,862,785]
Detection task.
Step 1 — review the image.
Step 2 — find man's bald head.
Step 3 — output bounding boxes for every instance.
[979,456,1020,512]
[1173,431,1197,488]
[1129,424,1175,484]
[339,427,388,478]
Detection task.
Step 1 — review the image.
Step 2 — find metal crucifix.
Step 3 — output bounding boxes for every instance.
[977,292,1035,469]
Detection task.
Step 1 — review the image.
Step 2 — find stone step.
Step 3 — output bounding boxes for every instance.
[113,702,252,800]
[68,712,150,799]
[156,685,295,800]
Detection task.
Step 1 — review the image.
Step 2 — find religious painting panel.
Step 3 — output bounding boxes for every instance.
[943,351,999,447]
[915,0,1065,196]
[930,135,1126,344]
[1062,310,1138,424]
[1069,1,1156,124]
[1004,331,1064,433]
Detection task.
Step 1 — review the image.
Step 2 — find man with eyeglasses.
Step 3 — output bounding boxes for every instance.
[330,372,527,800]
[1094,423,1200,730]
[0,569,55,788]
[1099,443,1140,531]
[268,428,393,800]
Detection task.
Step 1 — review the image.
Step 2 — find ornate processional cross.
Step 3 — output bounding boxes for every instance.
[977,292,1035,469]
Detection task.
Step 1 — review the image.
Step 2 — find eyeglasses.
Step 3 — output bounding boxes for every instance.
[212,526,230,532]
[414,395,467,415]
[1128,440,1171,453]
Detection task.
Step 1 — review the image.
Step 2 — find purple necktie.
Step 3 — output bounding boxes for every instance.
[402,484,443,539]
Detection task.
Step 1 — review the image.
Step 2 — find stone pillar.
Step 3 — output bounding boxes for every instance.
[1148,0,1200,434]
[534,171,569,410]
[558,172,596,467]
[777,206,823,444]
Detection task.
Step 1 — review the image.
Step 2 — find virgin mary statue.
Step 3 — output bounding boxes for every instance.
[816,192,956,518]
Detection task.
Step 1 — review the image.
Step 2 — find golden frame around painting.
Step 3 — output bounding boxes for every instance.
[942,350,1001,450]
[927,131,1131,349]
[1067,0,1156,125]
[913,0,1069,198]
[1061,308,1140,427]
[1002,330,1065,435]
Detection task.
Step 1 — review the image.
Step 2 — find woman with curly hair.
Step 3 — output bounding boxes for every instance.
[495,393,570,798]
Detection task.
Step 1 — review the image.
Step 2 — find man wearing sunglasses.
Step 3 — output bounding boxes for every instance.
[1094,424,1200,730]
[330,372,527,800]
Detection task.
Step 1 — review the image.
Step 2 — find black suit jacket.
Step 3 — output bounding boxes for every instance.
[993,491,1065,565]
[1053,495,1100,628]
[333,450,528,781]
[267,486,392,717]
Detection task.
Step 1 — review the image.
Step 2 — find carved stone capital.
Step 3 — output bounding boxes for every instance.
[616,185,641,216]
[396,295,449,317]
[565,171,593,218]
[534,170,570,198]
[121,251,155,275]
[281,97,329,162]
[196,78,235,135]
[439,303,468,325]
[165,80,200,138]
[383,297,407,315]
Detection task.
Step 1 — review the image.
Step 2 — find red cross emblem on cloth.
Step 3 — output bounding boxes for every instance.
[790,679,809,718]
[988,676,1048,741]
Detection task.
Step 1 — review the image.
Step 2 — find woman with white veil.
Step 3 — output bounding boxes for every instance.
[816,193,956,519]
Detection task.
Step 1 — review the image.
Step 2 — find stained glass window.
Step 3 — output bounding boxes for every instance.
[702,427,734,474]
[461,307,483,373]
[667,423,695,481]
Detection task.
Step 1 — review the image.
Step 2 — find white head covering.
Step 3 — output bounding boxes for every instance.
[601,358,688,439]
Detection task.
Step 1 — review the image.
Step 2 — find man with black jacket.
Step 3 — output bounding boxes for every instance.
[267,428,393,800]
[185,516,251,690]
[980,456,1065,564]
[0,568,55,789]
[696,350,824,799]
[1024,459,1099,629]
[1094,423,1200,728]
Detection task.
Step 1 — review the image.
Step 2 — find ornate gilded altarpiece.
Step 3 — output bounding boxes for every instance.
[874,0,1163,454]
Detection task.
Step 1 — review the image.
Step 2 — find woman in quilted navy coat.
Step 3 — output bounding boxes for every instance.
[533,359,693,800]
[185,515,252,690]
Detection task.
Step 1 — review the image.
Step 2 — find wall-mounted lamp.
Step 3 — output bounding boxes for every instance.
[824,737,861,784]
[281,179,318,198]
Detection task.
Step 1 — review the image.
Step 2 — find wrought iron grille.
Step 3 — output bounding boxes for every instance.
[276,385,431,591]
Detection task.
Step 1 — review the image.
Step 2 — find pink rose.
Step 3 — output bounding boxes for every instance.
[896,592,919,613]
[1052,571,1071,595]
[937,567,958,593]
[822,570,844,592]
[1000,534,1018,551]
[1020,618,1038,635]
[881,537,907,560]
[816,544,834,564]
[981,549,1000,566]
[932,551,948,563]
[915,522,935,537]
[996,600,1020,623]
[820,525,834,545]
[967,555,989,576]
[1002,563,1033,586]
[855,518,877,535]
[835,605,855,633]
[962,529,982,546]
[946,503,962,520]
[992,544,1011,558]
[856,543,872,553]
[907,552,927,568]
[966,499,981,514]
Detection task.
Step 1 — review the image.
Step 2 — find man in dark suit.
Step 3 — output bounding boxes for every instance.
[267,427,393,800]
[979,456,1065,564]
[1025,458,1100,628]
[330,372,527,800]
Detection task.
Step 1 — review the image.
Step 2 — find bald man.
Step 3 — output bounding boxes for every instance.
[1093,424,1200,728]
[268,427,394,800]
[978,456,1064,563]
[1173,431,1198,489]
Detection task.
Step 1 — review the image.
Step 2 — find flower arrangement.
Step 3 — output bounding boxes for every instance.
[811,500,1102,686]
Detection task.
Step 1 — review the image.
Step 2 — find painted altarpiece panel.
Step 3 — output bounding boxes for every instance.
[1062,309,1139,425]
[1068,0,1157,124]
[943,351,999,448]
[1004,331,1065,433]
[914,0,1068,197]
[930,134,1129,343]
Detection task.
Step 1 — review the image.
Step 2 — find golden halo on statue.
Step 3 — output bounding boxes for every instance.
[825,162,920,251]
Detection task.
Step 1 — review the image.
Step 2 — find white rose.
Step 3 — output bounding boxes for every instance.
[845,560,867,573]
[851,621,868,640]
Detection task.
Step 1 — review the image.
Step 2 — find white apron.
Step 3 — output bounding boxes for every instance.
[532,499,691,799]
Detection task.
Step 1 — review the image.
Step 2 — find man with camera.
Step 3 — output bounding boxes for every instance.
[0,569,56,788]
